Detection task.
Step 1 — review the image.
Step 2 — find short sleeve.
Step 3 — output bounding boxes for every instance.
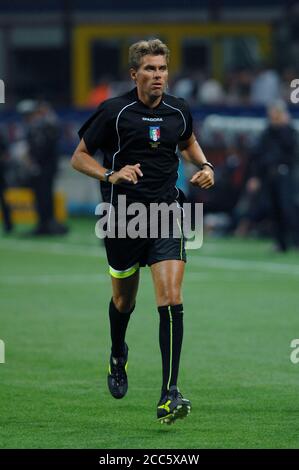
[179,100,193,142]
[78,102,113,155]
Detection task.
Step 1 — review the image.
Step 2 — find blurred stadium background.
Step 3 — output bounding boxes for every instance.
[1,0,299,450]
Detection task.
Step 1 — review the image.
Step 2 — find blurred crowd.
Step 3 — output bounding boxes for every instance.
[1,97,299,252]
[171,65,297,107]
[85,65,298,109]
[0,100,68,236]
[188,101,299,252]
[1,83,299,251]
[85,2,299,108]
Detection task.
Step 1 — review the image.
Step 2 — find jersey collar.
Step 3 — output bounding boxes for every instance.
[131,87,164,110]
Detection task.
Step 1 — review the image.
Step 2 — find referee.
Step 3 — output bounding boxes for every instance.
[72,39,214,424]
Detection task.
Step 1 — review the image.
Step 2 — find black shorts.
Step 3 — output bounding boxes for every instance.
[102,202,186,279]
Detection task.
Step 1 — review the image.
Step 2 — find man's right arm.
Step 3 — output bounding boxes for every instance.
[71,138,143,184]
[71,138,108,181]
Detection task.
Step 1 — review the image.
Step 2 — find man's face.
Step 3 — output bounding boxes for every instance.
[268,108,289,127]
[130,54,168,100]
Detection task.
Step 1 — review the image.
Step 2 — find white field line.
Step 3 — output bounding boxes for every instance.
[189,256,299,276]
[1,239,299,276]
[0,270,290,286]
[0,273,109,285]
[0,272,214,286]
[0,239,106,258]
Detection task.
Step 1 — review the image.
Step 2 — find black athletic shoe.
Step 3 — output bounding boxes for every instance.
[107,343,128,399]
[157,386,191,424]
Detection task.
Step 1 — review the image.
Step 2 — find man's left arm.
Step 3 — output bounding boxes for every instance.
[179,132,215,189]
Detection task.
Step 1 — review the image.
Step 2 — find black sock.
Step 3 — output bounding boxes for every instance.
[109,298,135,357]
[158,304,184,397]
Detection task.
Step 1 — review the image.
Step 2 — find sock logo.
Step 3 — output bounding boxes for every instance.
[0,339,5,364]
[158,400,171,413]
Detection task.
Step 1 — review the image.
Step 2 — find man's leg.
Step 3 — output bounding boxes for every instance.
[278,175,299,248]
[0,181,13,233]
[107,270,139,399]
[110,270,140,357]
[150,260,184,396]
[31,174,52,234]
[150,259,191,423]
[269,180,288,251]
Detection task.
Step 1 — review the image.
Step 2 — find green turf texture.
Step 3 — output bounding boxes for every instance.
[0,218,299,449]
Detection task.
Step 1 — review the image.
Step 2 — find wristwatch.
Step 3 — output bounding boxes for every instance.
[201,162,215,172]
[104,169,115,183]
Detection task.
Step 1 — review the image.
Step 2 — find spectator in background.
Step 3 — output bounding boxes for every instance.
[233,173,271,238]
[17,100,68,235]
[86,77,112,108]
[251,100,299,251]
[250,64,281,106]
[197,76,225,105]
[226,67,252,106]
[0,130,13,233]
[172,74,196,101]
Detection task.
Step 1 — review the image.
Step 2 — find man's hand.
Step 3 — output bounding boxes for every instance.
[109,163,143,185]
[246,177,260,193]
[190,166,214,189]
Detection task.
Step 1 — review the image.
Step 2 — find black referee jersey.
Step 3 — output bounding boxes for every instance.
[78,87,193,205]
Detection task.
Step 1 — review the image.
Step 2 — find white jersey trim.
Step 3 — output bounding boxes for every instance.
[108,100,137,229]
[162,100,187,137]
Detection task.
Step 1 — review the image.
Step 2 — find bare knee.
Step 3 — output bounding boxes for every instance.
[113,295,135,313]
[158,289,182,307]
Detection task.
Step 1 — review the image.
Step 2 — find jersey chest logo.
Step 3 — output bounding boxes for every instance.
[149,126,160,141]
[149,126,160,149]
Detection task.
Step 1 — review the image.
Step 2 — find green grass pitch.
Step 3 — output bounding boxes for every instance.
[0,218,299,449]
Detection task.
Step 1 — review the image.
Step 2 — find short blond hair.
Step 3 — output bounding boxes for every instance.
[128,39,170,70]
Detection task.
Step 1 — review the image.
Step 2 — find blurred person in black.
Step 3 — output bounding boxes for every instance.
[252,100,299,251]
[17,100,68,235]
[0,130,13,233]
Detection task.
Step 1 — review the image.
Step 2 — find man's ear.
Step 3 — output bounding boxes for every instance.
[130,68,137,83]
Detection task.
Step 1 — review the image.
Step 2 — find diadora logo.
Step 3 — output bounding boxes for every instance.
[142,117,163,122]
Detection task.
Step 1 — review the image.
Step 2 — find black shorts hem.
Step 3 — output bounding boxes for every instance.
[147,256,187,267]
